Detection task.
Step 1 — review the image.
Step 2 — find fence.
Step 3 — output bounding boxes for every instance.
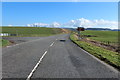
[0,33,17,36]
[100,41,118,46]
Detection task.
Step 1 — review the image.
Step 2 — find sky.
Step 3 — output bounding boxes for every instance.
[1,0,119,2]
[2,2,118,29]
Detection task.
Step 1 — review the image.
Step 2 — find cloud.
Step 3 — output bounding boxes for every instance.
[27,18,118,29]
[27,24,31,27]
[7,24,25,26]
[64,18,118,29]
[50,22,61,28]
[8,25,13,26]
[27,22,61,28]
[27,23,49,27]
[93,19,118,29]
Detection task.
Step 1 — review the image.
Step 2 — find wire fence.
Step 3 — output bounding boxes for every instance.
[100,41,118,46]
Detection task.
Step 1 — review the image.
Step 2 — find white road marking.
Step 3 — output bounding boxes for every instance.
[26,51,48,80]
[13,44,19,46]
[15,44,19,46]
[6,44,19,48]
[6,46,11,48]
[56,39,58,40]
[50,42,54,47]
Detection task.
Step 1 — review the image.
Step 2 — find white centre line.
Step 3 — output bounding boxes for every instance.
[26,51,48,80]
[50,42,54,47]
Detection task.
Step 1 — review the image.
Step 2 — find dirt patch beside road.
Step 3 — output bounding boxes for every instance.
[75,34,119,53]
[2,37,45,46]
[83,38,119,52]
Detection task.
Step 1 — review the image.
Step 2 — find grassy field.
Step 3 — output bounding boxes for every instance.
[1,39,11,47]
[70,33,120,70]
[81,30,118,43]
[2,27,63,37]
[1,27,67,46]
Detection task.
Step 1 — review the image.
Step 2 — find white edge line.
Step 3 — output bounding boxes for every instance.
[6,39,42,48]
[80,48,119,73]
[50,42,54,47]
[6,46,11,48]
[6,44,19,48]
[13,44,19,46]
[15,44,19,45]
[26,51,48,80]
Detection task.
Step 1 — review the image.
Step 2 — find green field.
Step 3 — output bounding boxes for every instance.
[2,27,63,37]
[1,39,11,47]
[81,30,118,43]
[70,34,120,70]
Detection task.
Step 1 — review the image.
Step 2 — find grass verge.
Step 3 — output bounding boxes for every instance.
[70,33,120,70]
[81,30,118,44]
[1,39,11,47]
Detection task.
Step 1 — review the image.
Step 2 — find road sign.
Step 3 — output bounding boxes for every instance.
[77,27,85,31]
[77,27,85,40]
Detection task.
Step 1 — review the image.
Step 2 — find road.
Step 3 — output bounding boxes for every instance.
[2,34,119,80]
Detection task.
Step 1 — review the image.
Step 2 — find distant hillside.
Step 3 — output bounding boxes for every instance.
[86,28,120,31]
[111,29,120,31]
[86,28,111,31]
[64,28,77,32]
[64,28,120,31]
[2,27,66,37]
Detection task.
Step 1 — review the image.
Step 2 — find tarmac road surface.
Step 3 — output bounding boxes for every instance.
[2,34,119,80]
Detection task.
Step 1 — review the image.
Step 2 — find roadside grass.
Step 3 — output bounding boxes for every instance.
[2,27,63,37]
[81,30,118,43]
[70,33,120,70]
[1,39,11,47]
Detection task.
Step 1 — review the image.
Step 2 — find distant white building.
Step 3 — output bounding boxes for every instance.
[0,33,9,36]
